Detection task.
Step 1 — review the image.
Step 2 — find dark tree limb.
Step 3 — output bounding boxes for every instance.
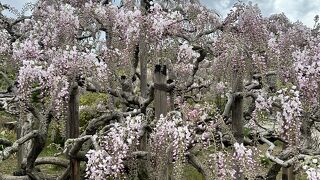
[0,138,13,146]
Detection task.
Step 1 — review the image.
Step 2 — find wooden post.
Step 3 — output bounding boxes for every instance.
[154,64,170,180]
[139,0,151,100]
[160,65,167,116]
[17,112,32,170]
[161,65,169,180]
[232,70,244,180]
[154,65,162,119]
[154,65,168,119]
[66,83,80,180]
[17,113,24,168]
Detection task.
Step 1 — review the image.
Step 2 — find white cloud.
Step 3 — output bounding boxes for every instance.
[200,0,320,27]
[271,0,320,27]
[2,0,35,17]
[2,0,35,10]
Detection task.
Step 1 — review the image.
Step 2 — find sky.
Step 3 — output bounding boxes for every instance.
[200,0,320,27]
[1,0,320,27]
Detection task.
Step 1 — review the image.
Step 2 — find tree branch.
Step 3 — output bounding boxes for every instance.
[261,136,308,167]
[222,93,234,118]
[0,130,39,161]
[35,157,69,168]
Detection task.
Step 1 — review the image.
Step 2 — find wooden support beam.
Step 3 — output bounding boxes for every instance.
[66,83,80,180]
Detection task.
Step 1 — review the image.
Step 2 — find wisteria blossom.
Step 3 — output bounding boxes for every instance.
[85,115,144,179]
[233,143,257,179]
[0,30,10,54]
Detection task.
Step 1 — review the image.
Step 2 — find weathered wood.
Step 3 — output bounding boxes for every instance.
[139,43,147,100]
[137,2,151,179]
[35,157,69,168]
[154,65,170,180]
[154,65,162,119]
[231,71,244,143]
[17,113,32,169]
[139,0,151,100]
[66,84,80,180]
[154,65,168,119]
[0,130,38,161]
[231,70,244,180]
[0,175,30,180]
[105,13,116,111]
[160,65,167,116]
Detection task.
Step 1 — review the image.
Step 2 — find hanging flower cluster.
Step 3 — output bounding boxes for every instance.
[17,60,49,101]
[0,30,10,54]
[13,39,43,62]
[293,37,320,105]
[114,7,142,44]
[176,41,200,73]
[302,158,320,180]
[85,115,144,179]
[150,112,192,178]
[215,152,229,180]
[306,167,320,180]
[233,143,257,179]
[236,2,268,49]
[147,3,183,40]
[151,112,192,159]
[16,45,108,114]
[273,86,302,144]
[184,3,220,35]
[253,86,302,144]
[28,1,80,47]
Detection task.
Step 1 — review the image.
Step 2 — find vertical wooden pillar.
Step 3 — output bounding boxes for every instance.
[160,65,167,116]
[231,71,244,143]
[232,70,244,180]
[137,2,150,179]
[154,64,170,180]
[154,65,162,119]
[17,114,24,168]
[66,83,80,180]
[139,42,147,99]
[17,112,32,169]
[154,65,168,119]
[139,0,150,100]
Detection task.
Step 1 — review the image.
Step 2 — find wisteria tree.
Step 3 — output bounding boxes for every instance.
[1,0,320,180]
